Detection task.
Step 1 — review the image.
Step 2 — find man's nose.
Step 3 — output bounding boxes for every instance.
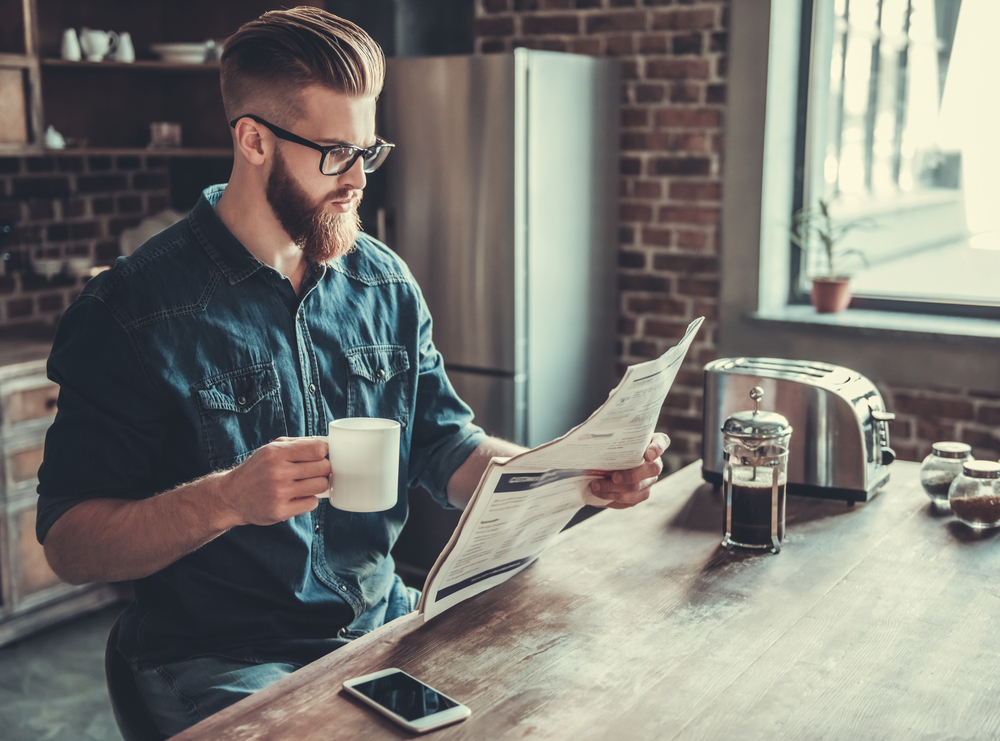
[339,155,367,191]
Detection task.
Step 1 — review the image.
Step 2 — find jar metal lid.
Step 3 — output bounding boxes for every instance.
[962,460,1000,478]
[932,441,973,459]
[722,410,793,440]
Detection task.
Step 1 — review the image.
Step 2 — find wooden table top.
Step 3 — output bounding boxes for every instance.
[174,460,1000,741]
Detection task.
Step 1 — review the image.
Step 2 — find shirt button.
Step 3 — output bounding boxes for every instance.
[236,395,246,406]
[376,369,386,380]
[309,383,316,393]
[339,585,347,592]
[313,522,321,533]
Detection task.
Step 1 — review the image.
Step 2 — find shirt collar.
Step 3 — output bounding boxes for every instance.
[188,184,268,285]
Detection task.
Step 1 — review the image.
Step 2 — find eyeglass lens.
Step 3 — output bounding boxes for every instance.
[321,146,392,176]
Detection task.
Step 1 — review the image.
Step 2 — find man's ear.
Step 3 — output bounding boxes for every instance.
[232,118,268,166]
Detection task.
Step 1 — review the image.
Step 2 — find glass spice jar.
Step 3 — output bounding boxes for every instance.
[919,442,973,506]
[948,460,1000,529]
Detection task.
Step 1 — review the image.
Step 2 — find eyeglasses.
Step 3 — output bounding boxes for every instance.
[229,114,394,176]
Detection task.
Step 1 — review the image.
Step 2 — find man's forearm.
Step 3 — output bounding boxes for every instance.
[42,471,235,585]
[445,436,527,509]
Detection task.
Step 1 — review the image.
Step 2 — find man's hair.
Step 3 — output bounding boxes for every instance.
[220,6,385,125]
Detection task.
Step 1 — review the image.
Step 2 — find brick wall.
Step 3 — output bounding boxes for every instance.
[0,154,170,326]
[473,0,1000,470]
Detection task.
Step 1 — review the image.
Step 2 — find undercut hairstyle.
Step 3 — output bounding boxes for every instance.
[220,6,385,126]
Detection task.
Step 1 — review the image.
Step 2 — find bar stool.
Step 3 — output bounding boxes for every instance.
[104,615,166,741]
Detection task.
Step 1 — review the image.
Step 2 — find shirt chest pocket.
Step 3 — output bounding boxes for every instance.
[344,345,410,428]
[194,363,287,469]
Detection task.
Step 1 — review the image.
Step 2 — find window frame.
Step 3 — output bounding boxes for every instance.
[718,0,1000,395]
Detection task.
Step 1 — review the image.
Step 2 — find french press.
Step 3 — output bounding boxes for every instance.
[722,387,792,553]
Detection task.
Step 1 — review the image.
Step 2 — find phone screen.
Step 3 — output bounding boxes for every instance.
[350,672,461,721]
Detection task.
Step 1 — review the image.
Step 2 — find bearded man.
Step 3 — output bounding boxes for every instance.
[35,8,667,737]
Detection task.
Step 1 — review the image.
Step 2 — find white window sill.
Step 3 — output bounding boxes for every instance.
[749,306,1000,345]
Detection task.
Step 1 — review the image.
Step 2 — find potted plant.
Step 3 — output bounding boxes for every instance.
[790,199,875,313]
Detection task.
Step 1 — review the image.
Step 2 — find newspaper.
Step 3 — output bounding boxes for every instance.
[416,317,704,621]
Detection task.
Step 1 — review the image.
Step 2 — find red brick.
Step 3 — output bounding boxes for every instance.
[629,340,661,359]
[645,319,691,339]
[654,107,722,128]
[650,157,711,176]
[651,8,717,31]
[572,38,603,55]
[515,0,541,8]
[961,428,1000,453]
[916,417,957,443]
[706,84,726,103]
[586,11,647,33]
[710,31,727,52]
[675,368,703,387]
[620,274,671,292]
[892,394,974,420]
[636,83,666,103]
[622,131,672,150]
[633,180,663,198]
[620,156,641,175]
[675,278,718,297]
[670,82,702,104]
[480,39,508,53]
[542,38,570,51]
[659,205,720,225]
[672,32,703,55]
[659,413,702,433]
[522,14,580,34]
[646,58,709,79]
[619,316,637,335]
[664,391,693,410]
[6,297,33,318]
[622,107,650,127]
[476,16,515,36]
[652,254,718,273]
[621,60,639,79]
[627,296,687,315]
[610,0,638,6]
[692,300,718,320]
[620,203,654,222]
[619,226,635,243]
[638,33,668,54]
[606,34,634,55]
[483,0,511,11]
[12,177,71,198]
[640,227,673,247]
[674,132,708,151]
[888,417,913,440]
[618,250,645,268]
[669,181,721,201]
[544,0,573,6]
[976,405,1000,425]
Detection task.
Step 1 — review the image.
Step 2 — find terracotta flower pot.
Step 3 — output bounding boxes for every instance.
[810,277,851,313]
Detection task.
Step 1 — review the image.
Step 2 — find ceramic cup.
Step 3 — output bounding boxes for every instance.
[321,418,400,512]
[61,28,81,61]
[114,32,135,63]
[79,28,118,62]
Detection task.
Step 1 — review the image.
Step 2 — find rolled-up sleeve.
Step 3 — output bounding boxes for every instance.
[405,284,487,508]
[36,295,168,544]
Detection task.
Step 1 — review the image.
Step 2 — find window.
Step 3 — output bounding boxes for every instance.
[796,0,999,313]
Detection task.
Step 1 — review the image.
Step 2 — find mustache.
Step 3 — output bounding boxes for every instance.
[325,188,362,204]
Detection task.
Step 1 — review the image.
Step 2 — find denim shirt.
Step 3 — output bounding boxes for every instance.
[36,185,486,670]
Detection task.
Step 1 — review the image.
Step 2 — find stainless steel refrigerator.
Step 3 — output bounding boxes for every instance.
[380,50,620,577]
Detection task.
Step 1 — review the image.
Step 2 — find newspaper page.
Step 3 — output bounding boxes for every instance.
[418,316,704,621]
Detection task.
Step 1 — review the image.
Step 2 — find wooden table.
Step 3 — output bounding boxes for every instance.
[174,461,1000,740]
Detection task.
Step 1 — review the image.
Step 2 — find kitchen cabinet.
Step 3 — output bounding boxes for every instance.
[0,0,321,157]
[0,330,126,647]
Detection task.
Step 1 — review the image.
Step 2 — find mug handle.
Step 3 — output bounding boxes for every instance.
[107,30,119,56]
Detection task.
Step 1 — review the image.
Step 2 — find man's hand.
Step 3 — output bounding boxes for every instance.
[588,432,669,510]
[215,437,331,528]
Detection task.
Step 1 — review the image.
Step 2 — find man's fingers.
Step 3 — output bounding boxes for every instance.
[644,432,670,462]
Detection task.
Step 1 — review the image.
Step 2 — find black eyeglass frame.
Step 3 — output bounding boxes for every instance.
[229,114,394,176]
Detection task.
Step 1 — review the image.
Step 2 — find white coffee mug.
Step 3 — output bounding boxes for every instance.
[115,32,135,63]
[321,418,400,512]
[79,28,118,62]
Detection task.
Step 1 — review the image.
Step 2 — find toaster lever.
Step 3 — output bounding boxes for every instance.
[871,410,895,421]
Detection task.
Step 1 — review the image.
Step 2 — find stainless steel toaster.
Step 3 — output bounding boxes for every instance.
[701,358,895,503]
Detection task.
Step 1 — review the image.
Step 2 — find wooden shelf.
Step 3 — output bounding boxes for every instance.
[0,52,33,68]
[0,144,232,158]
[41,58,221,72]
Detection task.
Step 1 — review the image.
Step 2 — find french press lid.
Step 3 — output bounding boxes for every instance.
[721,387,792,440]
